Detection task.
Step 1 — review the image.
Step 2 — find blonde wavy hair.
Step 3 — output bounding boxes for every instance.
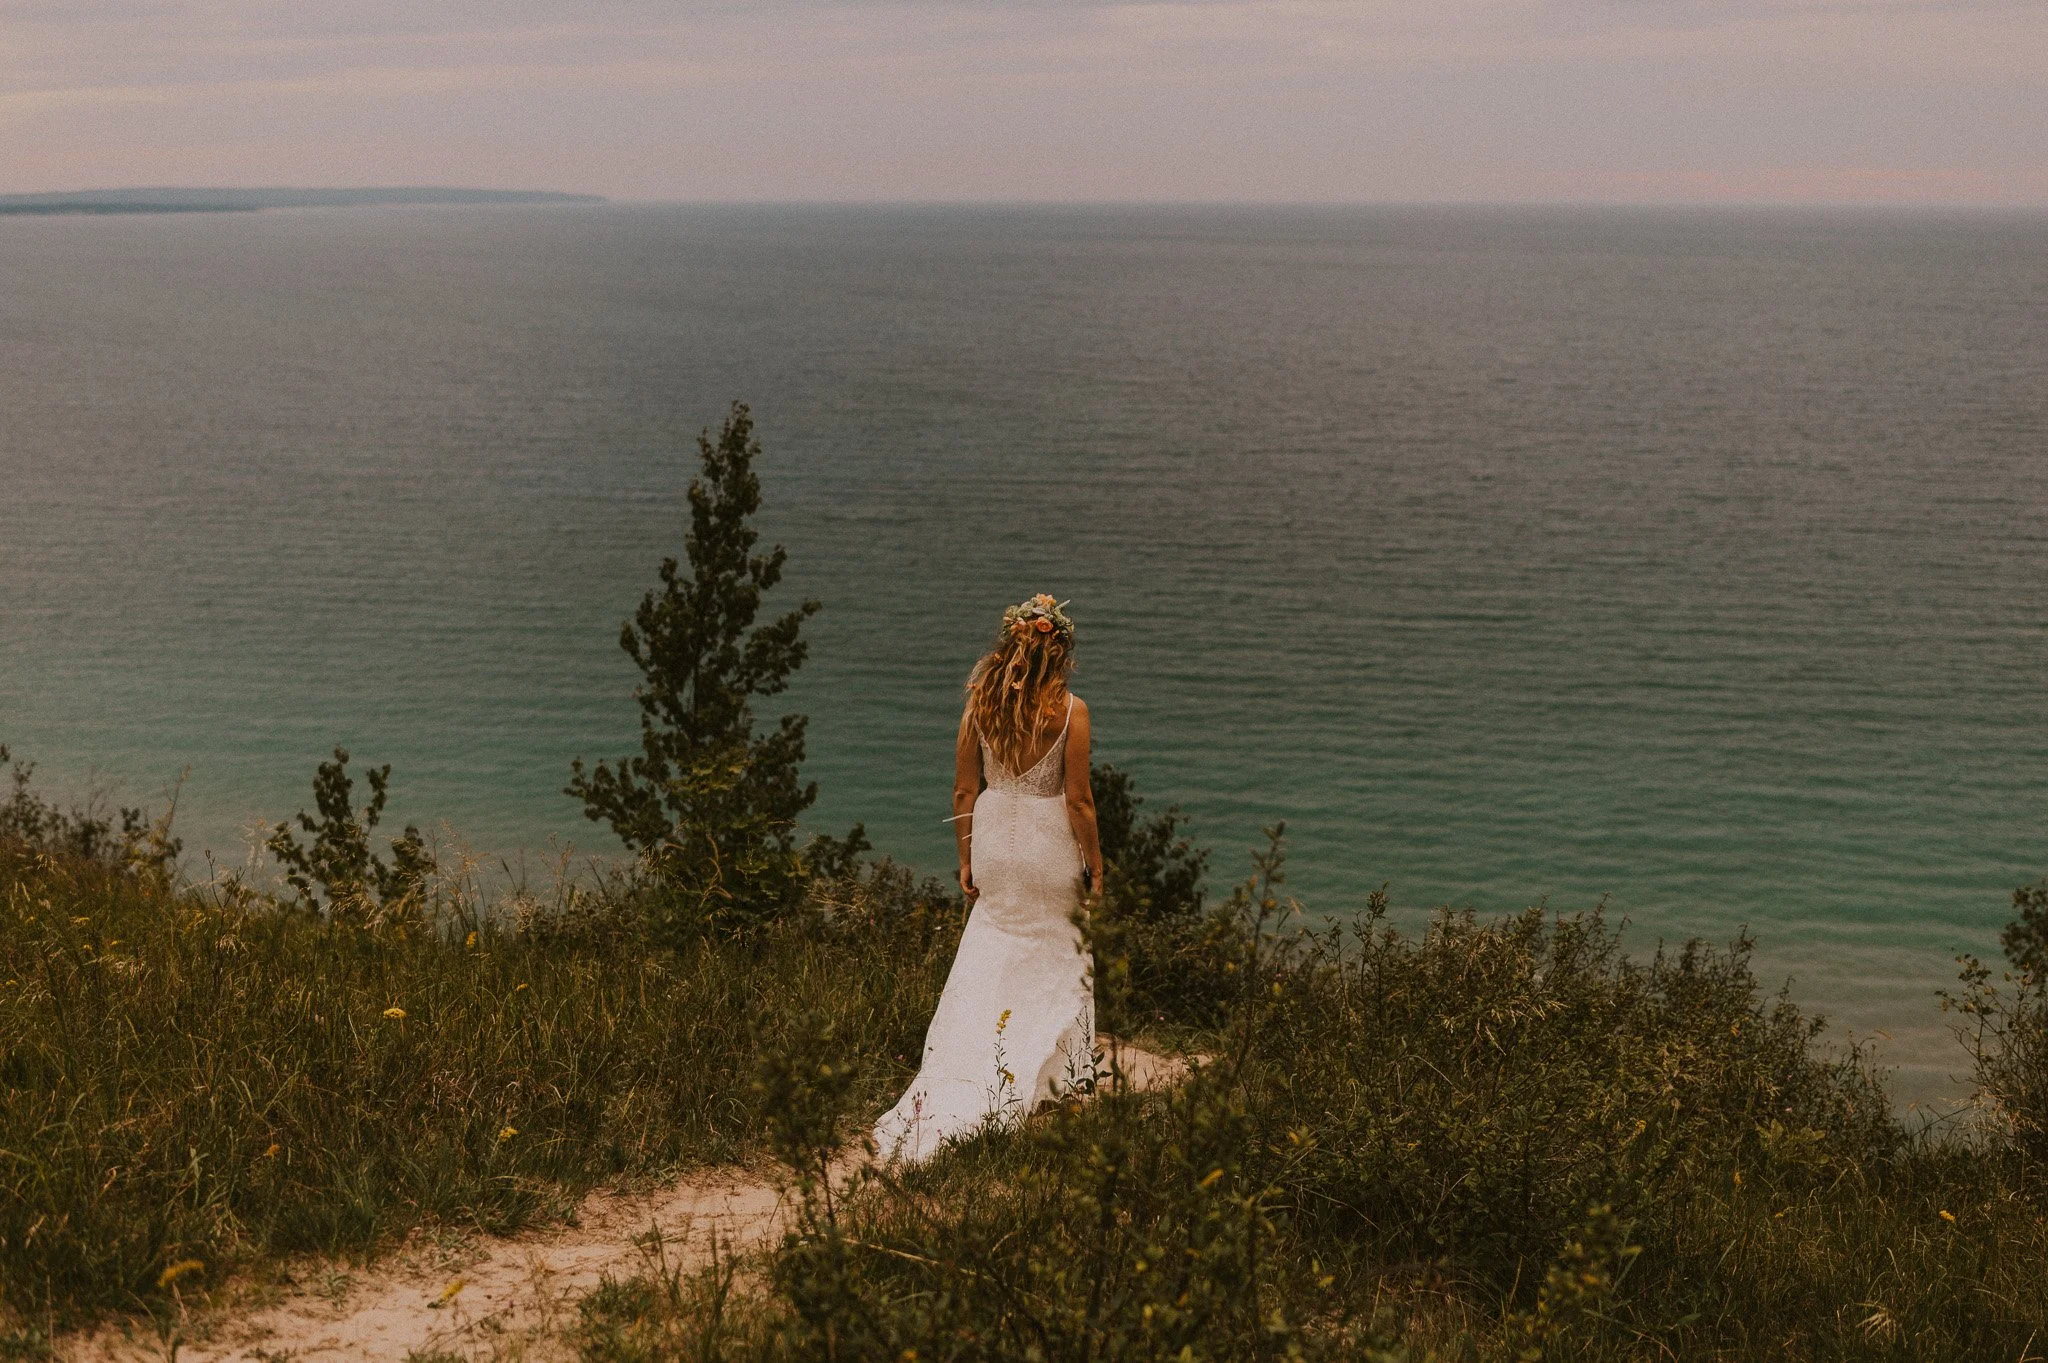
[966,594,1076,773]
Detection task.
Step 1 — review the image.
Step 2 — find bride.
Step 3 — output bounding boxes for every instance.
[872,594,1105,1164]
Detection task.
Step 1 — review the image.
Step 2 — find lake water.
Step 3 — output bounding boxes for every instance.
[3,204,2044,1106]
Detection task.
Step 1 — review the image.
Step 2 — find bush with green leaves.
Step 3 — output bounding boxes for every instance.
[567,404,863,935]
[265,746,432,918]
[1089,762,1248,1036]
[1261,897,1899,1273]
[0,743,181,875]
[591,839,2048,1362]
[1949,878,2048,1164]
[1091,762,1207,924]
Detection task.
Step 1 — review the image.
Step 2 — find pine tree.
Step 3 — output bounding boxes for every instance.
[569,403,854,929]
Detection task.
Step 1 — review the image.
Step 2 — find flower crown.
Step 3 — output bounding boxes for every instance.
[1003,593,1075,643]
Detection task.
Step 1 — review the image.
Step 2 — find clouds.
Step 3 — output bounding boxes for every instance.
[1,0,2043,202]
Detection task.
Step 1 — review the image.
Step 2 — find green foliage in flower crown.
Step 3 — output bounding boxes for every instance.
[1001,592,1075,642]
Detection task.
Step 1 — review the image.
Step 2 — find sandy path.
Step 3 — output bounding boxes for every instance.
[63,1042,1184,1363]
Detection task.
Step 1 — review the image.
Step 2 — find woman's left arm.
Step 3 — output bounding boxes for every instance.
[954,708,982,900]
[1061,698,1104,900]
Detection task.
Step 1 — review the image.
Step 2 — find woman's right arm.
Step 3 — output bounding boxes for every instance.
[953,709,982,899]
[1060,698,1104,901]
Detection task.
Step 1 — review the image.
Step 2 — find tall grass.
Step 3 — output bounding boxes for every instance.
[0,833,959,1329]
[589,834,2048,1362]
[7,749,2047,1359]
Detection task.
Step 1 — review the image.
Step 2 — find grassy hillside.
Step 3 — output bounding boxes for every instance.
[577,839,2048,1361]
[0,756,956,1334]
[3,755,2045,1359]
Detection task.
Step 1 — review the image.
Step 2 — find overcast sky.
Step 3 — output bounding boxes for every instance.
[3,0,2043,205]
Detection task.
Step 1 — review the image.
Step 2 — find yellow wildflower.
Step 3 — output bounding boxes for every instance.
[383,1007,406,1020]
[157,1259,204,1290]
[498,1126,518,1141]
[1939,1209,1956,1223]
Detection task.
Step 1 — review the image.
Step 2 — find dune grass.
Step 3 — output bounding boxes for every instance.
[0,835,958,1333]
[5,752,2047,1360]
[578,840,2048,1362]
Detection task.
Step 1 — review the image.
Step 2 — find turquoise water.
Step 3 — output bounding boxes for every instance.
[3,204,2044,1105]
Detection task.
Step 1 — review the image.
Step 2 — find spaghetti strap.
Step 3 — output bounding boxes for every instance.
[1030,695,1075,777]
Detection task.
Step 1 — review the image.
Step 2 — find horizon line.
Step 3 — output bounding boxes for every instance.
[6,187,2046,215]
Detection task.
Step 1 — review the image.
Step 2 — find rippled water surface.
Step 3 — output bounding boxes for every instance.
[3,204,2044,1103]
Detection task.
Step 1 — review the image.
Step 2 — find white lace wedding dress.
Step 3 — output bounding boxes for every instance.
[872,699,1096,1163]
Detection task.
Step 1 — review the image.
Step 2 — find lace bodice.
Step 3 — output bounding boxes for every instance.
[979,697,1073,798]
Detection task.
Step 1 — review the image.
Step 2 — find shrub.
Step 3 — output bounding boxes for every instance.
[0,743,181,875]
[1088,763,1241,1035]
[265,746,433,919]
[2001,878,2048,979]
[1260,897,1898,1273]
[1091,762,1207,924]
[1950,879,2048,1164]
[604,836,2048,1361]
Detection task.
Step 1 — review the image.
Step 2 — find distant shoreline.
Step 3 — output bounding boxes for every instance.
[0,186,604,216]
[0,203,262,216]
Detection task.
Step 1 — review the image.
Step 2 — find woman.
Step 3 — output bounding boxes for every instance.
[872,594,1105,1164]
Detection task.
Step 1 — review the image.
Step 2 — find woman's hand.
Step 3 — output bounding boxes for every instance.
[959,864,979,901]
[1083,861,1105,907]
